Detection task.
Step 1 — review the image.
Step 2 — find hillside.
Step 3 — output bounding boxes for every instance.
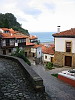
[0,13,29,35]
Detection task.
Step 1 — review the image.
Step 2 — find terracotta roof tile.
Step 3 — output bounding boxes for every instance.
[1,28,18,34]
[29,35,38,40]
[26,42,35,46]
[53,28,75,37]
[42,45,55,55]
[1,33,29,39]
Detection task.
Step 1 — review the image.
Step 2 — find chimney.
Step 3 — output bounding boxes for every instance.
[57,26,60,33]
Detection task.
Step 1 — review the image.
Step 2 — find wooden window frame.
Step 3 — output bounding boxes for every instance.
[66,41,72,52]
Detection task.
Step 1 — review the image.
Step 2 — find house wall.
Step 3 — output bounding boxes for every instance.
[31,48,36,53]
[43,53,54,63]
[36,47,42,58]
[55,38,75,53]
[26,38,30,43]
[53,51,75,68]
[24,47,31,57]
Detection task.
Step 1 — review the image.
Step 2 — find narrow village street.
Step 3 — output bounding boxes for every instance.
[30,63,75,100]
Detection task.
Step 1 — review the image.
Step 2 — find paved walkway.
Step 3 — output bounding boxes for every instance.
[31,64,75,100]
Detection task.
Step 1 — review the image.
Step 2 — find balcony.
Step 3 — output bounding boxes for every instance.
[1,43,15,48]
[1,42,26,48]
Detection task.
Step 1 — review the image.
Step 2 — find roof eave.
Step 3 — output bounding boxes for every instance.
[52,35,75,38]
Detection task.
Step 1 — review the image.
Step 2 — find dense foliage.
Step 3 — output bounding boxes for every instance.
[46,62,53,70]
[0,13,29,35]
[11,47,31,66]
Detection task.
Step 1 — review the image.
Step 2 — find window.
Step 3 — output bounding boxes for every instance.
[45,55,47,59]
[66,42,71,52]
[9,49,11,53]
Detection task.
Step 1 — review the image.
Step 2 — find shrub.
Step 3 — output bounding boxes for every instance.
[51,74,58,78]
[46,62,53,70]
[11,47,31,66]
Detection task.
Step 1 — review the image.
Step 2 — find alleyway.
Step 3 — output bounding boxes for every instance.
[31,64,75,100]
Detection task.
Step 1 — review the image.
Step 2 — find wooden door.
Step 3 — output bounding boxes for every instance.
[65,56,72,67]
[3,50,6,55]
[25,52,27,57]
[51,57,54,62]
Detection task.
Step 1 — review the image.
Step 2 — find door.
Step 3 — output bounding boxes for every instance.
[33,53,35,57]
[65,56,72,67]
[25,52,27,57]
[3,50,6,55]
[51,57,54,62]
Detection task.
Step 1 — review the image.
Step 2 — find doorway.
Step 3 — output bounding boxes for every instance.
[65,56,72,67]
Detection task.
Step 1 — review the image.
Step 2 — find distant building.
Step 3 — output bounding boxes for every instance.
[42,44,54,64]
[0,28,28,55]
[53,28,75,67]
[31,44,42,64]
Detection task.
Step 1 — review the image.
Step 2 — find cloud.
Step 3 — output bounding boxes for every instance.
[24,8,42,16]
[0,0,75,32]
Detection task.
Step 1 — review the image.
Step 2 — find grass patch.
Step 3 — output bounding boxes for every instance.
[51,74,58,78]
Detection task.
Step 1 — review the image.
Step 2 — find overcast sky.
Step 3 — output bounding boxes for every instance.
[0,0,75,32]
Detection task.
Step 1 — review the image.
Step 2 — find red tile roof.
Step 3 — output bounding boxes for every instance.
[53,28,75,37]
[26,42,35,46]
[42,45,55,55]
[29,35,38,40]
[1,28,18,34]
[1,33,29,39]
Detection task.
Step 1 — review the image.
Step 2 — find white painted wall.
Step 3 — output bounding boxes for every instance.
[43,53,54,62]
[36,47,42,58]
[31,48,36,53]
[55,38,75,53]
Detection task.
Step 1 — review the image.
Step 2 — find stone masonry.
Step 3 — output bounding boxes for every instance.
[0,58,50,100]
[53,51,75,68]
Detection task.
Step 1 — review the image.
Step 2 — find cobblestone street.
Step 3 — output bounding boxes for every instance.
[0,58,49,100]
[31,64,75,100]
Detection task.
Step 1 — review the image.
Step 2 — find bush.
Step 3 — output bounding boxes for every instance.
[51,74,58,78]
[11,47,31,66]
[46,62,53,70]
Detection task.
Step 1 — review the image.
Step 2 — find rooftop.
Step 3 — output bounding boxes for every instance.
[1,33,29,39]
[29,35,38,40]
[53,28,75,37]
[42,44,55,55]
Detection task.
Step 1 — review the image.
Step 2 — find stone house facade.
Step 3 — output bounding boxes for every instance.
[53,28,75,68]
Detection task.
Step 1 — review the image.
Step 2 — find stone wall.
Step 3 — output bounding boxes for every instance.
[0,55,45,92]
[53,51,75,68]
[24,47,31,57]
[53,51,64,67]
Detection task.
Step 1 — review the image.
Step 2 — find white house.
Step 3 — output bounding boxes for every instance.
[52,28,75,67]
[31,44,42,64]
[42,44,54,64]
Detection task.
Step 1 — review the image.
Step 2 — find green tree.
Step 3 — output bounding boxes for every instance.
[0,13,29,35]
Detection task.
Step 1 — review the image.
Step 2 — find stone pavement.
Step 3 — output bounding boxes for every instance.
[31,64,75,100]
[0,58,50,100]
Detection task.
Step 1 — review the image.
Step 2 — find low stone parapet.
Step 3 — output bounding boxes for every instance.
[0,55,45,92]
